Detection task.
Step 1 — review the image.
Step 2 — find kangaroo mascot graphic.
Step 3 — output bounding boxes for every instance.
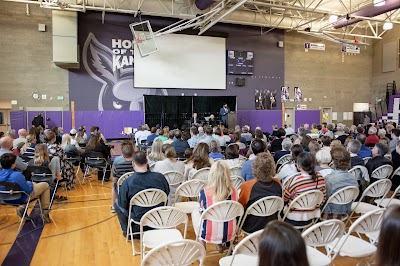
[82,33,167,111]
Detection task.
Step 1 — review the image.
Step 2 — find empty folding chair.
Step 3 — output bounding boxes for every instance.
[189,167,211,181]
[126,189,168,255]
[219,229,262,266]
[237,196,284,235]
[282,190,324,230]
[141,239,206,266]
[327,208,385,265]
[302,219,345,266]
[321,186,359,222]
[348,179,391,223]
[162,171,185,205]
[173,180,207,214]
[83,151,110,185]
[375,184,400,208]
[140,206,188,261]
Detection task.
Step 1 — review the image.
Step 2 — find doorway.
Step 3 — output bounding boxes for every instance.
[284,107,295,128]
[322,107,332,124]
[0,110,10,133]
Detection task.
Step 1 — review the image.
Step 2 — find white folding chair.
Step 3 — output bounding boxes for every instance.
[391,166,400,179]
[126,189,168,255]
[371,165,393,180]
[189,167,211,181]
[375,184,400,208]
[149,163,156,172]
[281,172,300,188]
[277,154,291,166]
[141,239,206,266]
[140,206,188,261]
[349,179,391,223]
[173,180,207,214]
[237,196,284,235]
[219,229,262,266]
[349,165,370,193]
[327,208,385,265]
[302,219,346,266]
[277,161,290,174]
[195,200,244,254]
[230,166,242,177]
[282,190,324,230]
[116,171,134,194]
[162,171,185,205]
[230,175,245,192]
[363,157,372,165]
[321,186,359,222]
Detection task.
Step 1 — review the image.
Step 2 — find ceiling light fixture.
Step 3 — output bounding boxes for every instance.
[329,15,338,23]
[373,0,385,7]
[383,21,393,30]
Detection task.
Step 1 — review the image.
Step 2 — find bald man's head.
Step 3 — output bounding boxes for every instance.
[18,129,28,138]
[0,136,13,150]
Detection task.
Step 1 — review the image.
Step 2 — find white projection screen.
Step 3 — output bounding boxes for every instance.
[134,33,226,90]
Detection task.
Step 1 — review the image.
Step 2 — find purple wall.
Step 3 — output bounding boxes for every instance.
[69,12,284,112]
[295,110,321,130]
[237,110,282,132]
[10,111,27,132]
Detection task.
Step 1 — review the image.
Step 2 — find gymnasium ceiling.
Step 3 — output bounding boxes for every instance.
[3,0,400,43]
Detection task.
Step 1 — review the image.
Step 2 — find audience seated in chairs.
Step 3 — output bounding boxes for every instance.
[13,128,28,150]
[274,138,292,163]
[269,128,286,153]
[322,147,358,219]
[171,129,190,154]
[283,152,326,227]
[114,151,170,238]
[239,152,282,233]
[0,153,51,223]
[147,138,165,165]
[185,143,213,180]
[276,144,302,184]
[75,127,87,146]
[20,134,37,160]
[357,134,373,158]
[365,127,379,147]
[258,220,309,266]
[347,139,364,167]
[241,139,266,182]
[209,140,224,160]
[365,142,392,180]
[391,141,400,191]
[0,136,27,173]
[61,134,81,157]
[187,127,202,149]
[191,160,237,252]
[154,146,185,174]
[212,127,226,147]
[321,135,332,152]
[224,144,246,167]
[110,141,135,212]
[146,127,158,146]
[315,149,333,177]
[84,132,111,182]
[199,126,215,146]
[376,205,400,266]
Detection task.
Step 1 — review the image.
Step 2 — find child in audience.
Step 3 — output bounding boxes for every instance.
[259,221,309,266]
[376,205,400,266]
[191,160,237,252]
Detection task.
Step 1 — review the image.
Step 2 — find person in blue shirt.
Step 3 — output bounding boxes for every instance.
[171,130,190,154]
[146,127,158,146]
[0,153,51,222]
[209,140,224,160]
[241,139,266,181]
[356,134,372,158]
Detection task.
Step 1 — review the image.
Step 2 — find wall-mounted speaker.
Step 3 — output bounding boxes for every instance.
[235,77,246,86]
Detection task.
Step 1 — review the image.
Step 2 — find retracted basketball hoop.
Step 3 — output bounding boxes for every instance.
[129,20,159,57]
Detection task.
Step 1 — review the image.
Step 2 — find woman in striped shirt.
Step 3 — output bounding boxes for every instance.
[20,134,37,159]
[192,160,238,252]
[283,152,326,226]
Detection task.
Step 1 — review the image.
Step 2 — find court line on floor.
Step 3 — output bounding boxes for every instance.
[51,204,111,211]
[41,215,116,239]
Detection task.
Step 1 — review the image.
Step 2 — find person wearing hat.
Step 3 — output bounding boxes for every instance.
[69,129,80,149]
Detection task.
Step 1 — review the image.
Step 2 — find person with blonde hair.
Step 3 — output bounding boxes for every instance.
[28,144,62,183]
[20,134,37,159]
[61,134,80,156]
[192,160,237,252]
[185,142,213,179]
[147,138,164,165]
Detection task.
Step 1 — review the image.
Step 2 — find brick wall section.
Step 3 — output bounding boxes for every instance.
[284,32,372,113]
[0,2,69,110]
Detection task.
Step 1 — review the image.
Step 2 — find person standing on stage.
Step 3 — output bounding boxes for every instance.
[191,112,199,126]
[219,103,230,127]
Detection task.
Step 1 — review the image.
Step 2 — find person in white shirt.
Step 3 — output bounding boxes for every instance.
[315,149,333,177]
[213,127,226,147]
[69,129,81,149]
[138,124,151,143]
[284,124,295,136]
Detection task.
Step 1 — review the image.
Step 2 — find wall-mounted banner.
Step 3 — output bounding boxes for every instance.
[304,42,325,51]
[255,89,277,110]
[281,86,289,102]
[294,87,302,102]
[297,104,307,110]
[341,44,360,54]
